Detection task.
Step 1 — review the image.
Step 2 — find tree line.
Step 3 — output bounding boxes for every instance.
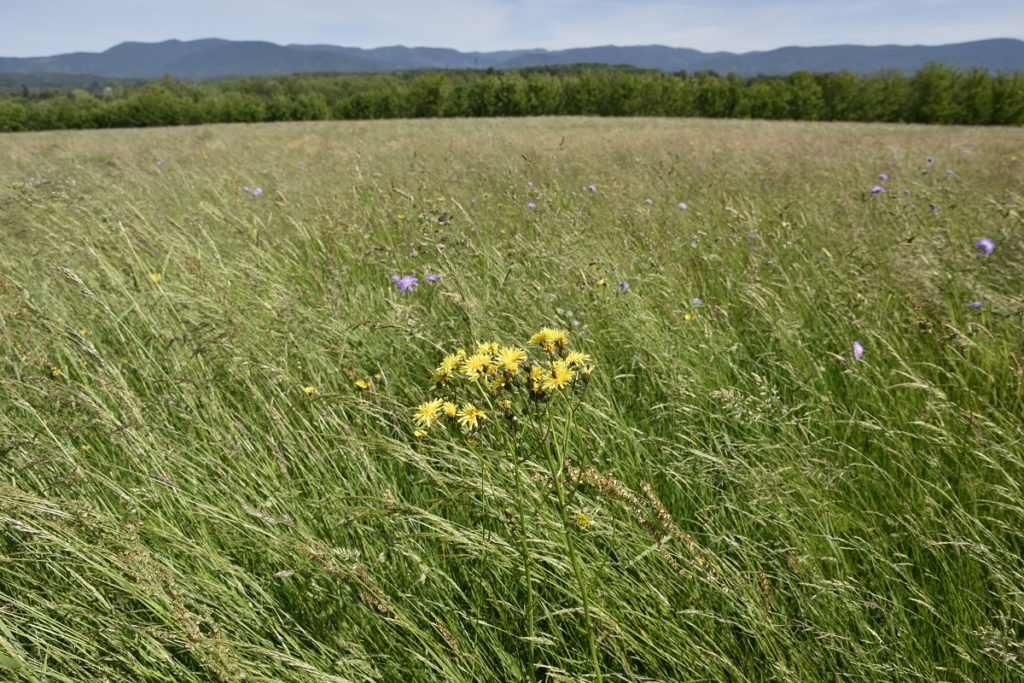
[1,64,1022,132]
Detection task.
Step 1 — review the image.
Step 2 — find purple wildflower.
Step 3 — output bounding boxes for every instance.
[929,204,939,213]
[968,300,983,309]
[243,186,251,193]
[691,298,703,307]
[390,274,401,283]
[677,202,689,210]
[155,160,163,169]
[618,280,630,293]
[853,341,864,361]
[470,197,477,205]
[424,274,440,283]
[878,172,889,181]
[395,275,418,293]
[527,201,537,210]
[586,184,597,192]
[252,187,263,198]
[975,237,996,255]
[644,197,654,206]
[870,185,885,195]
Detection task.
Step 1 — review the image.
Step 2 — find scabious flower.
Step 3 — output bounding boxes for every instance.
[878,172,889,181]
[527,201,537,210]
[414,398,444,429]
[677,202,689,210]
[968,300,983,309]
[252,187,263,198]
[618,280,630,293]
[870,186,885,195]
[425,274,440,283]
[975,237,996,255]
[853,341,864,361]
[395,275,419,292]
[691,297,703,307]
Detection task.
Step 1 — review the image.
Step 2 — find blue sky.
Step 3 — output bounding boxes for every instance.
[1,0,1022,57]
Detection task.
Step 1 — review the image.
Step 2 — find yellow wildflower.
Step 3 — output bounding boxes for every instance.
[462,352,491,381]
[414,398,444,429]
[397,212,407,221]
[684,312,693,322]
[355,379,370,390]
[528,327,569,348]
[576,512,593,527]
[542,361,573,391]
[149,272,162,283]
[475,341,499,356]
[496,346,527,374]
[51,367,63,378]
[529,365,545,392]
[457,403,487,432]
[564,351,591,368]
[303,386,316,395]
[595,278,607,287]
[413,429,427,438]
[442,401,458,419]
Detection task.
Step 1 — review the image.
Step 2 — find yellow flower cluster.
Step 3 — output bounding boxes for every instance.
[412,328,594,438]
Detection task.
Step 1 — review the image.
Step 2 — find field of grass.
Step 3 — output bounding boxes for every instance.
[1,117,1023,682]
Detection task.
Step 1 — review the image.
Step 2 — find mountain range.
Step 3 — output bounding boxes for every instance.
[1,38,1022,81]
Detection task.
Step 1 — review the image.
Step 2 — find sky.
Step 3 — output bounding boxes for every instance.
[1,0,1022,57]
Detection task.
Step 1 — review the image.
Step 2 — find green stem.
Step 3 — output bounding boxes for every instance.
[511,444,536,677]
[545,414,602,683]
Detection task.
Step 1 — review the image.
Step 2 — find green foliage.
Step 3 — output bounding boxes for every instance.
[1,117,1023,681]
[1,64,1023,132]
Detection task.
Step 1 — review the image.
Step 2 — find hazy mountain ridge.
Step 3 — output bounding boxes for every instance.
[1,37,1022,80]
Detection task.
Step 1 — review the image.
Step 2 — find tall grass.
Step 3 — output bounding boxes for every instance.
[1,117,1022,681]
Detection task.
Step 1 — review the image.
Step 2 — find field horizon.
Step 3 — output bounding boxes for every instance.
[1,116,1023,681]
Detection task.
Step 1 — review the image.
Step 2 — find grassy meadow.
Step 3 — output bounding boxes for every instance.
[1,117,1023,681]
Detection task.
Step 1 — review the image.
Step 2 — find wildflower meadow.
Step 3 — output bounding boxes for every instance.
[1,116,1022,681]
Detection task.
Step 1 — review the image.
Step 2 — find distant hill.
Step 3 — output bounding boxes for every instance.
[1,38,1022,82]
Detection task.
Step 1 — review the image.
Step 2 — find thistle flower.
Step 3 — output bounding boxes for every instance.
[975,237,996,255]
[457,403,487,432]
[414,398,444,429]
